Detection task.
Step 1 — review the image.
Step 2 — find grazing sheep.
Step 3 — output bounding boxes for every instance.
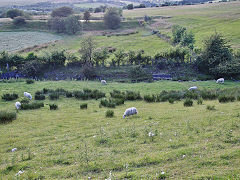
[216,78,224,84]
[15,102,21,110]
[188,86,198,91]
[24,92,32,100]
[101,80,107,85]
[123,107,138,119]
[12,148,17,152]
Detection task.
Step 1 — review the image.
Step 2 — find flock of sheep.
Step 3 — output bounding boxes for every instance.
[14,78,225,118]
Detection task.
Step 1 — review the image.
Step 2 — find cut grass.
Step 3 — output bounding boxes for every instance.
[0,80,239,179]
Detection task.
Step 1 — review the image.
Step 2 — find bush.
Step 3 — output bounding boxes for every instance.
[49,104,58,110]
[0,111,17,124]
[207,105,216,111]
[125,91,142,101]
[21,102,44,110]
[82,64,97,80]
[42,88,54,94]
[144,95,156,103]
[35,94,45,100]
[218,95,235,103]
[106,110,114,118]
[184,91,198,100]
[110,90,125,99]
[49,93,59,100]
[66,91,73,98]
[157,90,183,102]
[104,7,121,29]
[55,88,67,95]
[20,97,30,104]
[168,98,174,104]
[21,60,43,78]
[13,16,26,26]
[6,9,24,19]
[183,98,193,107]
[51,6,73,17]
[197,98,203,105]
[26,79,35,84]
[200,90,218,100]
[80,103,88,109]
[74,89,105,100]
[237,96,240,101]
[100,99,116,108]
[2,93,18,101]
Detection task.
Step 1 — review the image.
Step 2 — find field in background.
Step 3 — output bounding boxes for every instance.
[123,1,240,49]
[0,80,239,179]
[0,32,62,52]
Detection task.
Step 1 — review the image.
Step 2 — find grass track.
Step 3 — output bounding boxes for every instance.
[0,80,240,179]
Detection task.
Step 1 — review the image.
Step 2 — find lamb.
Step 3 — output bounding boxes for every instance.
[24,92,32,100]
[216,78,224,84]
[123,107,138,119]
[101,80,107,85]
[15,102,21,110]
[188,86,198,91]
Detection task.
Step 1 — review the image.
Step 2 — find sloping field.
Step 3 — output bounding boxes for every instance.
[0,80,239,179]
[123,1,240,48]
[0,32,62,52]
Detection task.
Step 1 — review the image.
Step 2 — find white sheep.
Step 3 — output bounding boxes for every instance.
[188,86,198,91]
[24,92,32,100]
[123,107,138,119]
[15,102,21,110]
[101,80,107,85]
[216,78,224,84]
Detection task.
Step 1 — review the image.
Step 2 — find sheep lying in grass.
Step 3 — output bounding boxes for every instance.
[24,92,32,100]
[15,102,21,110]
[188,86,198,91]
[216,78,224,84]
[101,80,107,85]
[123,107,138,119]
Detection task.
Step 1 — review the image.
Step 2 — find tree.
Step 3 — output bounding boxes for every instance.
[51,6,73,17]
[47,17,65,33]
[83,11,91,22]
[6,9,24,19]
[127,4,134,10]
[172,25,186,44]
[64,15,81,35]
[181,31,195,50]
[13,16,26,26]
[114,49,126,66]
[196,33,233,74]
[104,7,121,29]
[93,48,109,67]
[79,36,96,64]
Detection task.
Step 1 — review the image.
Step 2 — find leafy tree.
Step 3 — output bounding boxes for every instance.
[127,4,134,10]
[83,11,91,22]
[6,9,24,19]
[47,17,65,33]
[51,6,73,17]
[82,63,97,80]
[13,16,26,26]
[79,36,96,64]
[104,7,121,29]
[172,25,186,44]
[21,60,43,78]
[93,48,109,67]
[180,31,195,49]
[64,15,81,34]
[114,49,125,66]
[196,33,233,74]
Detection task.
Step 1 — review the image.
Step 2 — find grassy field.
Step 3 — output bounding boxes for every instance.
[123,1,240,49]
[0,80,240,179]
[0,31,62,52]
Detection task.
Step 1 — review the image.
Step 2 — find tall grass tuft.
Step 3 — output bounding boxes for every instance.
[0,111,17,123]
[2,93,18,101]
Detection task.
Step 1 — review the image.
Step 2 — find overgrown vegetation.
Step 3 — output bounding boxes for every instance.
[0,111,16,124]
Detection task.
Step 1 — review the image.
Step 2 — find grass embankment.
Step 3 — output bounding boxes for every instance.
[0,80,239,179]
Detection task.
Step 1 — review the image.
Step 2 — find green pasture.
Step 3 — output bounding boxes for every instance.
[0,80,240,179]
[123,2,240,49]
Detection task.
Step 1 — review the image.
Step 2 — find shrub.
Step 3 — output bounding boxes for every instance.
[20,97,30,104]
[157,90,183,102]
[197,98,203,105]
[42,88,54,94]
[104,7,121,29]
[49,104,58,110]
[80,103,88,109]
[100,99,116,108]
[13,16,26,26]
[113,98,125,105]
[106,110,114,118]
[125,91,142,101]
[35,94,45,100]
[0,111,17,124]
[74,89,105,100]
[207,105,216,111]
[21,60,44,78]
[49,93,59,100]
[237,96,240,101]
[218,95,235,103]
[2,93,18,101]
[66,91,73,98]
[21,102,44,110]
[168,98,174,104]
[184,91,198,100]
[55,88,67,95]
[110,90,125,99]
[183,98,193,107]
[200,90,218,100]
[26,79,35,84]
[144,95,156,103]
[82,64,97,80]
